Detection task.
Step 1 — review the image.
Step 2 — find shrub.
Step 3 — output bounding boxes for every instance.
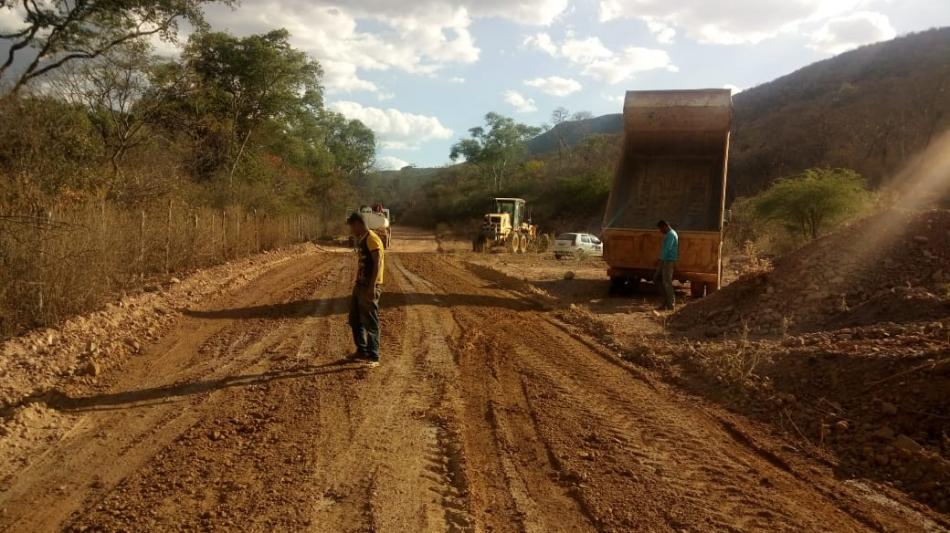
[753,168,873,240]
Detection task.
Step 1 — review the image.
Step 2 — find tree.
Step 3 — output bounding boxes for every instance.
[47,40,163,188]
[754,168,873,240]
[449,112,540,191]
[181,29,323,187]
[0,0,228,97]
[550,107,569,125]
[550,107,571,165]
[318,110,376,179]
[571,110,594,121]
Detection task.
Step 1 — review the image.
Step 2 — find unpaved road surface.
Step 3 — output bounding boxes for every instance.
[0,229,943,532]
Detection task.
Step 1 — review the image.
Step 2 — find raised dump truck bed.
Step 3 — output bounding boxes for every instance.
[602,89,732,297]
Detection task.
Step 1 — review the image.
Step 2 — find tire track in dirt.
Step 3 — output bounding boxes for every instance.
[0,253,341,532]
[309,255,474,532]
[56,251,479,532]
[62,255,359,531]
[397,253,943,533]
[398,254,598,533]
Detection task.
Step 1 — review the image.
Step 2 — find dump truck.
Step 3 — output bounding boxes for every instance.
[472,197,547,253]
[602,89,732,297]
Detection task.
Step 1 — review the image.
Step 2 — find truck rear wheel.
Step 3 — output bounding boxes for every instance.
[690,282,706,298]
[609,276,639,296]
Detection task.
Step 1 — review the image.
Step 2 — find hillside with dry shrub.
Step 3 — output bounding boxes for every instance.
[523,27,950,200]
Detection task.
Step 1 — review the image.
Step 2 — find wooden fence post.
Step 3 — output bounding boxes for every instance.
[221,209,227,259]
[139,209,146,277]
[164,200,172,273]
[192,212,199,267]
[253,209,259,253]
[209,212,215,263]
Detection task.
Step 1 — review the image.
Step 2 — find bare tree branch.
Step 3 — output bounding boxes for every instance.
[11,18,177,96]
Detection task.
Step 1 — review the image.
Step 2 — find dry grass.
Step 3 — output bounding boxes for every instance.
[0,201,326,339]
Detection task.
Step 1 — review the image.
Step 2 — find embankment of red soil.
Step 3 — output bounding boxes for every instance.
[671,208,949,336]
[0,244,319,415]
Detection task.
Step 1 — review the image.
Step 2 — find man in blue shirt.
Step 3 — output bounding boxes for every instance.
[653,220,678,310]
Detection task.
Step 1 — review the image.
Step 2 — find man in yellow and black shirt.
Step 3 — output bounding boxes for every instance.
[346,212,384,366]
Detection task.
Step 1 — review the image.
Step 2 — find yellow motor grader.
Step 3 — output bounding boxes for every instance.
[472,198,548,253]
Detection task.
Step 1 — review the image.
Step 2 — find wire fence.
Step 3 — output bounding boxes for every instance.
[0,201,328,340]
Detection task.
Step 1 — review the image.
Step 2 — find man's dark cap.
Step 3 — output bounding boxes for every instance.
[656,219,669,228]
[346,212,364,225]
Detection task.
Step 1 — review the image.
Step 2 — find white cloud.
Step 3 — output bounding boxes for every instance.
[585,46,677,83]
[329,101,453,149]
[808,11,897,54]
[0,4,27,34]
[448,76,466,83]
[201,4,436,93]
[523,33,559,56]
[199,1,569,95]
[598,0,864,45]
[559,35,613,63]
[524,76,582,96]
[525,33,676,83]
[723,83,743,94]
[645,18,676,44]
[503,90,538,113]
[468,0,569,25]
[376,156,411,170]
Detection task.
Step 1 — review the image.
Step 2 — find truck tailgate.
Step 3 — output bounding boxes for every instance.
[604,228,721,283]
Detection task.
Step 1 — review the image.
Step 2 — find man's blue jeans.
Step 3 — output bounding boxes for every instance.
[349,285,381,359]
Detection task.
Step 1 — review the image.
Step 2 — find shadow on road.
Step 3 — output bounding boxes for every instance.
[180,291,537,320]
[35,360,363,413]
[461,261,689,314]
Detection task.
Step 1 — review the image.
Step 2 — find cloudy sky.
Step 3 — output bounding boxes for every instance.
[10,0,949,169]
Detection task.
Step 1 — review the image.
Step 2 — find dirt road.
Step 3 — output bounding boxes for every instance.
[0,229,943,532]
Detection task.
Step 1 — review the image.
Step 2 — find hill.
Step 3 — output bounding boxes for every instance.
[525,27,950,197]
[527,114,623,155]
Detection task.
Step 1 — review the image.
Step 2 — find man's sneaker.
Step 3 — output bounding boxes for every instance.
[349,350,367,360]
[365,359,380,368]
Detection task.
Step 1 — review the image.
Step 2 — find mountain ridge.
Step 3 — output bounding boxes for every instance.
[524,27,950,196]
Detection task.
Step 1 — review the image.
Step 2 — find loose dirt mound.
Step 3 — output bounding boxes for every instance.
[672,208,950,336]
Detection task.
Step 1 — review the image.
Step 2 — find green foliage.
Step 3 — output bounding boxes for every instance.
[0,97,103,201]
[398,131,619,233]
[449,112,541,191]
[752,168,872,240]
[317,110,376,179]
[177,29,327,185]
[1,28,376,216]
[724,197,763,247]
